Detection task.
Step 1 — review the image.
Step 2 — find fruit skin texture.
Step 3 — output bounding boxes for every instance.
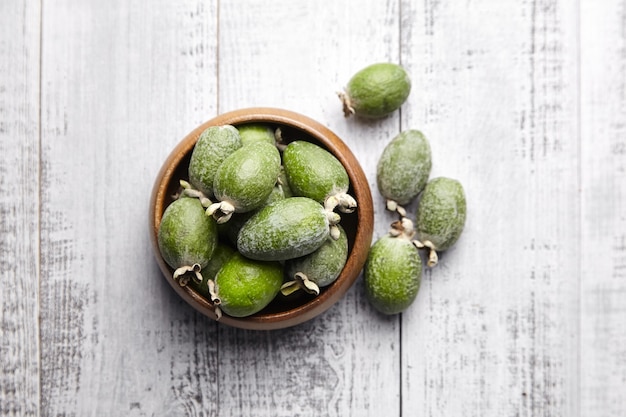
[188,125,242,197]
[213,141,281,213]
[284,224,349,293]
[214,252,283,318]
[190,242,236,297]
[237,123,276,147]
[157,197,218,271]
[219,183,286,246]
[377,129,432,206]
[416,177,467,252]
[364,235,422,315]
[237,197,330,261]
[283,141,350,204]
[341,63,411,118]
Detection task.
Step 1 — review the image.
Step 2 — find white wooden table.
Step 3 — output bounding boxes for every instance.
[2,1,625,416]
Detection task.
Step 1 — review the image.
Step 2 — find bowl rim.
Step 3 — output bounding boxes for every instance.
[149,107,374,330]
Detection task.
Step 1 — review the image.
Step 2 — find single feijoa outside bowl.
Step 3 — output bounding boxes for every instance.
[149,107,374,330]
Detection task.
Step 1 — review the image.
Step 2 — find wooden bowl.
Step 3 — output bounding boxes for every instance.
[149,107,374,330]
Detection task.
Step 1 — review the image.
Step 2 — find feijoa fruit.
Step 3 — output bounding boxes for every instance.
[213,252,283,318]
[157,197,218,286]
[415,177,467,267]
[376,129,432,215]
[188,125,241,198]
[339,62,411,118]
[237,196,336,261]
[208,141,281,223]
[364,219,422,315]
[282,224,349,296]
[282,140,356,214]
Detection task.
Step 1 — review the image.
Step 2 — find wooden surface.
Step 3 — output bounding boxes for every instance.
[1,0,624,416]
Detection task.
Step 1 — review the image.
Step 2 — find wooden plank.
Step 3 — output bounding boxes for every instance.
[0,1,41,416]
[38,1,220,415]
[400,0,581,415]
[20,1,625,416]
[217,1,403,416]
[580,0,626,415]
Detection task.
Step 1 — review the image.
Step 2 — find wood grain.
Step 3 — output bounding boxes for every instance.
[1,0,625,416]
[580,0,626,415]
[217,1,402,416]
[0,2,41,416]
[400,0,581,415]
[38,1,219,415]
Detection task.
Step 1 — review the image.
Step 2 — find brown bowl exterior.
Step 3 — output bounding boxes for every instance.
[149,107,374,330]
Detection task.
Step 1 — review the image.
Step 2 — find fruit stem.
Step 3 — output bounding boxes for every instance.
[191,263,203,284]
[213,306,222,321]
[324,195,354,231]
[179,180,213,207]
[274,128,288,151]
[296,272,320,295]
[328,192,357,214]
[172,263,204,287]
[413,239,439,267]
[206,201,235,224]
[385,199,406,217]
[281,273,321,296]
[207,279,222,320]
[390,218,416,240]
[280,280,301,296]
[337,91,355,118]
[207,278,221,304]
[324,195,339,212]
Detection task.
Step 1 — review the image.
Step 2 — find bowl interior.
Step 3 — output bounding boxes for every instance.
[150,108,374,330]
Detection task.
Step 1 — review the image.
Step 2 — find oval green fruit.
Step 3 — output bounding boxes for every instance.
[364,234,422,315]
[188,125,242,197]
[282,141,356,213]
[415,177,466,267]
[209,141,281,223]
[214,252,283,318]
[282,224,349,296]
[237,196,331,261]
[237,123,276,147]
[339,62,411,118]
[157,197,218,285]
[377,129,432,213]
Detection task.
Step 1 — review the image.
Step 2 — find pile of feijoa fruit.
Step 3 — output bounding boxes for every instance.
[157,124,355,320]
[158,61,467,322]
[338,62,467,315]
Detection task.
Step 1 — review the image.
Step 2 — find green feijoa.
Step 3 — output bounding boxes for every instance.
[282,141,357,213]
[213,252,283,318]
[218,183,286,246]
[188,125,242,197]
[263,181,286,205]
[282,225,348,296]
[208,141,281,223]
[157,197,218,286]
[236,123,277,147]
[189,241,236,298]
[338,62,411,118]
[364,233,422,315]
[237,197,333,261]
[415,177,466,267]
[376,129,432,214]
